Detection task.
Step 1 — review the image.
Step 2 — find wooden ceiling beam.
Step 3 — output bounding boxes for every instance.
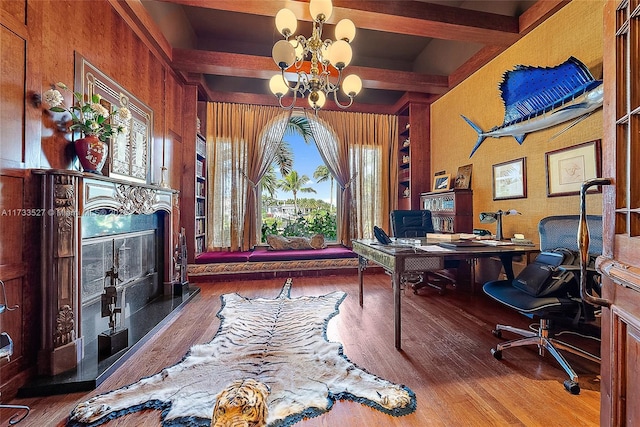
[519,0,571,36]
[158,0,521,45]
[173,49,449,95]
[204,89,397,114]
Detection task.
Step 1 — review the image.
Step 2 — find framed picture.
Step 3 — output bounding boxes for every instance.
[432,173,451,192]
[454,164,472,189]
[75,55,153,184]
[492,157,527,200]
[545,140,601,197]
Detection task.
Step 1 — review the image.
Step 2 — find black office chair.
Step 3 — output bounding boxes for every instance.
[390,210,458,294]
[482,214,603,394]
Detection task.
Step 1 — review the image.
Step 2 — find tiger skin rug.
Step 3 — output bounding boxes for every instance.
[67,279,417,426]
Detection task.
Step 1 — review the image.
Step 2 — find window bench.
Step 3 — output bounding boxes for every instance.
[187,246,360,282]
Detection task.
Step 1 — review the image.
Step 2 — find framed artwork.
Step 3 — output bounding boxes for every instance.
[75,55,153,184]
[545,140,601,197]
[454,164,472,189]
[432,173,451,192]
[492,157,527,200]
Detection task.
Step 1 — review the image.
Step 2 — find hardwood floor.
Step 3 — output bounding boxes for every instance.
[5,273,600,426]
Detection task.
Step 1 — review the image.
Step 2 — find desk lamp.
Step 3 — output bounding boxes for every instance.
[479,209,521,240]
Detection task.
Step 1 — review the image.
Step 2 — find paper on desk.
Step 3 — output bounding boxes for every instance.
[416,245,452,252]
[479,240,515,246]
[458,233,479,240]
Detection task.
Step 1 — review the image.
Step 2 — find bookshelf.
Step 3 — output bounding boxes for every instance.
[420,189,473,233]
[396,97,431,210]
[195,133,206,256]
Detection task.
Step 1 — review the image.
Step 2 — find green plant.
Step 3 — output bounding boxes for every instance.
[44,82,131,142]
[261,221,280,242]
[282,214,311,237]
[308,211,337,239]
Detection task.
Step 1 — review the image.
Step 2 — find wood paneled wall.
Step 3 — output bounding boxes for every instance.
[431,0,605,243]
[0,0,195,397]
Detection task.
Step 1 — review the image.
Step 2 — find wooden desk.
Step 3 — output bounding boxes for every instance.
[352,239,538,350]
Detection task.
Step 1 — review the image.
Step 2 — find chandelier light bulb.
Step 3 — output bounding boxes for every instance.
[269,75,290,97]
[342,74,362,97]
[309,0,333,22]
[329,40,352,69]
[272,40,296,70]
[335,19,356,42]
[275,9,297,37]
[308,90,326,109]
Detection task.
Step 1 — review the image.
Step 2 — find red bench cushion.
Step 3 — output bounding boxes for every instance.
[195,247,356,264]
[248,247,356,262]
[195,251,251,264]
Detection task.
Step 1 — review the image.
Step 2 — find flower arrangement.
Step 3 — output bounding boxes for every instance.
[43,82,131,142]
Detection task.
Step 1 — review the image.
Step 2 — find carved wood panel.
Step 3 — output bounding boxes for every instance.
[0,175,25,364]
[0,25,26,166]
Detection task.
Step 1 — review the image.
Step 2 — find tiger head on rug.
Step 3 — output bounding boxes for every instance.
[211,379,270,427]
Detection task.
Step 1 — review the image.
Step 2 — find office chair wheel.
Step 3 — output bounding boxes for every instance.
[563,380,580,395]
[492,329,502,338]
[491,348,502,360]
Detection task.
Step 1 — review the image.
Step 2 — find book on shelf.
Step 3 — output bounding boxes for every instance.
[196,200,205,216]
[196,159,204,178]
[196,134,206,157]
[196,181,205,197]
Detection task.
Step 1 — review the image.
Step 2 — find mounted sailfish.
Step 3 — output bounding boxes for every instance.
[462,57,603,157]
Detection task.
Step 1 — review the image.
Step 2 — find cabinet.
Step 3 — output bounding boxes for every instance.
[195,133,206,256]
[420,189,473,233]
[396,98,431,210]
[599,1,640,424]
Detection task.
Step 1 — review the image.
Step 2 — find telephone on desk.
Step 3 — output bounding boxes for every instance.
[374,226,392,244]
[473,228,492,236]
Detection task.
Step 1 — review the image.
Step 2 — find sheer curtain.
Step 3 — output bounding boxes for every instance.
[206,102,291,251]
[309,110,398,245]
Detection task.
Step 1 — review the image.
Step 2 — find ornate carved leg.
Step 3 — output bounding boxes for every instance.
[393,270,402,350]
[358,255,368,307]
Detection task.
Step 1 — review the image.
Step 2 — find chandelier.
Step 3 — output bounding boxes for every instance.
[269,0,363,111]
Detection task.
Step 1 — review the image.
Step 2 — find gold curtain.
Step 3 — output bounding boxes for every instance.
[313,110,398,245]
[206,102,291,251]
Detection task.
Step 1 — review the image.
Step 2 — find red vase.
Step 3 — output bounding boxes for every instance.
[74,135,108,174]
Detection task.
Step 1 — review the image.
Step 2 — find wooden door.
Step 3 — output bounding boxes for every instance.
[600,0,640,424]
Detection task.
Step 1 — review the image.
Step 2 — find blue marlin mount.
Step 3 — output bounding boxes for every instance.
[462,56,603,158]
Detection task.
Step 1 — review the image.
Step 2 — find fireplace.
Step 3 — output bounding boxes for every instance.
[32,170,182,378]
[80,214,161,356]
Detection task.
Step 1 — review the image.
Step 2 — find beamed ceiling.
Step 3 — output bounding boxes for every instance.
[131,0,570,114]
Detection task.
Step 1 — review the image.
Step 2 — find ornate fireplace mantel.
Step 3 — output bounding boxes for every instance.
[33,169,177,376]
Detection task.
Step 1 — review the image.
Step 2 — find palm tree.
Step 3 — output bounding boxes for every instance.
[271,116,312,177]
[313,165,334,210]
[279,170,316,214]
[273,140,293,177]
[261,165,280,199]
[285,115,313,144]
